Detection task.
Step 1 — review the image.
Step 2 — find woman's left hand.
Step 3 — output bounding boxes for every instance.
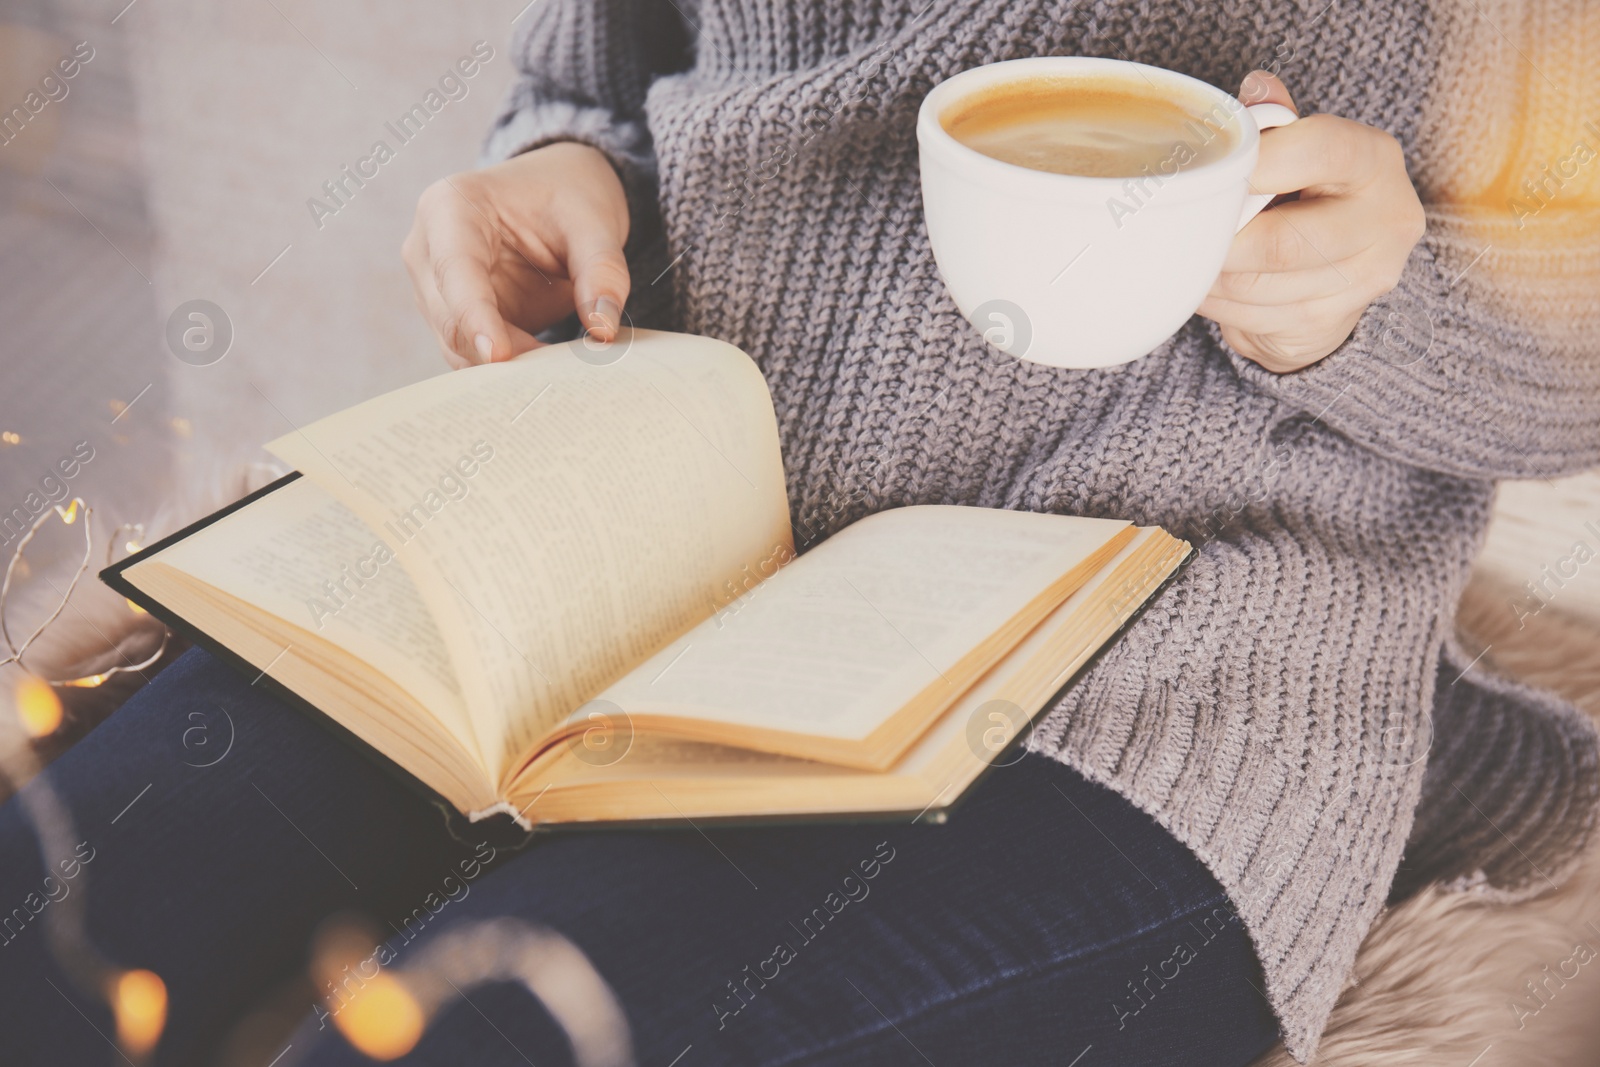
[1198,70,1427,374]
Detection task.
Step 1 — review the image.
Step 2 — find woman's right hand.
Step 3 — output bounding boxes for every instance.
[402,141,632,368]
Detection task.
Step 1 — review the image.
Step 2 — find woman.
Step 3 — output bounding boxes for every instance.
[3,2,1596,1065]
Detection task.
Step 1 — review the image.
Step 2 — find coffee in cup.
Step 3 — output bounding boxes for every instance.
[941,75,1240,179]
[917,57,1298,369]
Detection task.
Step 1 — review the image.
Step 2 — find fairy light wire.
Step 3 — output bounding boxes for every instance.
[0,499,170,687]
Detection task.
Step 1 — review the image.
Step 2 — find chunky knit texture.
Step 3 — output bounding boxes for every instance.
[482,1,1600,1058]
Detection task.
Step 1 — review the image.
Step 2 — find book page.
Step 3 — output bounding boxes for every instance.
[593,506,1130,740]
[511,529,1187,827]
[148,477,477,752]
[264,330,792,780]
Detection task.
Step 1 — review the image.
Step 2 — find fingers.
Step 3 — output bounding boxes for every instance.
[1218,204,1406,303]
[1199,287,1367,341]
[405,144,633,366]
[1249,113,1398,198]
[519,141,632,342]
[1202,240,1406,371]
[566,229,632,343]
[1223,195,1382,274]
[1211,259,1362,307]
[1205,299,1367,374]
[407,177,550,365]
[551,150,631,343]
[1205,73,1425,375]
[412,258,541,369]
[1239,69,1297,111]
[404,181,506,366]
[434,247,514,363]
[430,243,544,362]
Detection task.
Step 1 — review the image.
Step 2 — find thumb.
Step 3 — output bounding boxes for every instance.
[565,226,632,344]
[1239,69,1298,113]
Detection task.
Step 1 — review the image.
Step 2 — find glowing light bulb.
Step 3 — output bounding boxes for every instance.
[15,676,62,737]
[126,598,147,615]
[331,972,424,1060]
[62,673,110,688]
[54,500,80,525]
[110,968,167,1057]
[0,431,19,445]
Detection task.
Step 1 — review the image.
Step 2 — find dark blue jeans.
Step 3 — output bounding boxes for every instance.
[0,649,1280,1066]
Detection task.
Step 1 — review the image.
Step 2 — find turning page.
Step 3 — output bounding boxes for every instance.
[265,330,793,781]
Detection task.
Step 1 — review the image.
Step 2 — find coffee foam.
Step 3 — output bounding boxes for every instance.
[941,73,1239,179]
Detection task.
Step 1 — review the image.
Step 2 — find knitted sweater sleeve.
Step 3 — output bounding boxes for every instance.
[480,0,691,228]
[1224,210,1600,481]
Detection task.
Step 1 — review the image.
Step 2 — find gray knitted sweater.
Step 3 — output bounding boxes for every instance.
[482,0,1600,1058]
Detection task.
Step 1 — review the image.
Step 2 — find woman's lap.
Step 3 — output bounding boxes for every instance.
[0,649,1280,1067]
[305,766,1281,1067]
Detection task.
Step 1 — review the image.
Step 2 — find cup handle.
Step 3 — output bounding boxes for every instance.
[1237,102,1299,230]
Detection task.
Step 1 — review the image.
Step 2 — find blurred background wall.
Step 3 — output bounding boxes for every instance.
[1,0,521,586]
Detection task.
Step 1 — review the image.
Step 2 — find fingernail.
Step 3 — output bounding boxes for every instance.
[593,296,621,336]
[1241,70,1267,101]
[474,333,493,361]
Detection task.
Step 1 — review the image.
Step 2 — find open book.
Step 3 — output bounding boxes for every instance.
[104,330,1189,828]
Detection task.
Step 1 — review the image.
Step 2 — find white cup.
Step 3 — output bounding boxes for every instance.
[918,56,1297,369]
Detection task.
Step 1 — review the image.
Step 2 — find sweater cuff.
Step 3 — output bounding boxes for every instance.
[1220,213,1600,480]
[1223,234,1458,442]
[481,98,649,169]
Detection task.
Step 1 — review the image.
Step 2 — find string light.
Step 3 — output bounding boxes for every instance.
[109,968,167,1058]
[357,919,635,1067]
[313,917,424,1061]
[61,673,111,689]
[0,500,168,688]
[14,675,62,737]
[0,694,160,1064]
[330,972,424,1060]
[298,918,632,1065]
